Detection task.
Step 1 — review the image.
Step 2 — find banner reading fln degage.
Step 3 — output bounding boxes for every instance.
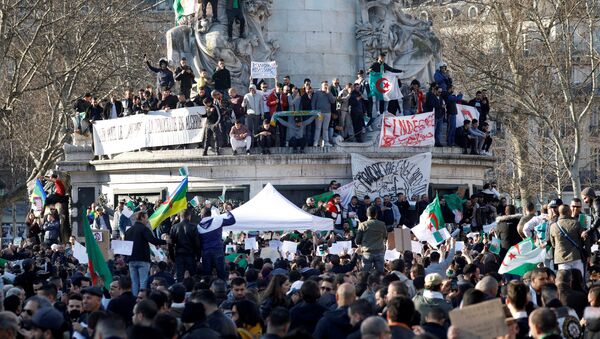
[92,106,206,155]
[379,112,435,147]
[251,61,277,79]
[351,153,432,201]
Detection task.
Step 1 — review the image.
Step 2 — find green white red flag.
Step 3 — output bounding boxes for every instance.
[411,194,449,246]
[498,238,546,276]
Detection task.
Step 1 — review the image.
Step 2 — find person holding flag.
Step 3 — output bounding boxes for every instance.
[125,211,168,296]
[368,52,403,115]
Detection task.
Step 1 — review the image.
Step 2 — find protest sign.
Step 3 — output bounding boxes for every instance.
[411,241,423,254]
[269,240,282,249]
[93,106,207,155]
[225,245,236,254]
[379,112,435,147]
[455,104,480,128]
[260,247,281,262]
[384,249,401,261]
[449,298,508,339]
[111,240,133,256]
[455,241,464,252]
[393,226,412,253]
[251,61,277,78]
[280,241,298,256]
[73,241,88,264]
[351,153,432,201]
[244,237,259,250]
[92,230,110,259]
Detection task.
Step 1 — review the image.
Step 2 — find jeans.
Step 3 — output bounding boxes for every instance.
[129,261,150,296]
[289,137,306,150]
[373,99,388,115]
[313,113,331,145]
[446,115,457,146]
[175,255,197,282]
[434,118,444,146]
[226,9,245,38]
[362,252,385,273]
[202,249,226,280]
[202,0,218,19]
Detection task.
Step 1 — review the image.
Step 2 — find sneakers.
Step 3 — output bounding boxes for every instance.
[312,142,318,147]
[246,150,251,155]
[323,142,333,147]
[233,150,238,155]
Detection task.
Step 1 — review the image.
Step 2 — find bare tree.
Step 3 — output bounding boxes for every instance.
[427,0,600,202]
[0,0,167,208]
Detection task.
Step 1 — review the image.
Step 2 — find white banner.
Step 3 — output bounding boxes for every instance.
[379,112,435,147]
[351,152,432,201]
[251,61,277,79]
[455,104,480,127]
[92,106,206,155]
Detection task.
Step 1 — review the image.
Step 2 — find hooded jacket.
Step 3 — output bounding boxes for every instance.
[313,306,353,339]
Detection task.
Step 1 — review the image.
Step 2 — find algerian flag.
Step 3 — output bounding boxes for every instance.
[311,182,355,207]
[411,194,447,247]
[218,186,227,202]
[190,196,201,208]
[489,236,501,255]
[498,238,546,276]
[173,0,197,22]
[369,72,402,102]
[179,166,189,177]
[443,193,466,224]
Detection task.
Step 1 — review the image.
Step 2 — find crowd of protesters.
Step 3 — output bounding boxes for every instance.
[72,53,493,156]
[10,170,600,339]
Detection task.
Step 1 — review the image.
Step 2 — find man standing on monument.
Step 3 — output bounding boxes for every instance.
[311,81,336,147]
[202,97,222,156]
[174,57,195,99]
[368,52,403,115]
[202,0,219,22]
[242,84,262,138]
[226,0,245,41]
[212,59,231,96]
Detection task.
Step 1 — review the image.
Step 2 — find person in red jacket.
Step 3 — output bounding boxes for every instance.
[45,174,68,205]
[267,83,289,146]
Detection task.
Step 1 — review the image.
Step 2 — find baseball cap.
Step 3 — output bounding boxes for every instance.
[549,199,563,208]
[424,273,443,288]
[287,280,304,296]
[32,307,65,331]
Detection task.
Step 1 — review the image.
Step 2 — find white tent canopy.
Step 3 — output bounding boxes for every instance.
[226,183,334,231]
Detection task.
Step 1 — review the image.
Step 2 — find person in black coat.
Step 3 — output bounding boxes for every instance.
[174,57,195,99]
[346,299,373,339]
[169,209,200,282]
[424,85,446,147]
[495,205,522,259]
[257,119,276,154]
[212,59,231,93]
[313,284,355,339]
[289,281,327,334]
[157,89,178,110]
[557,269,587,319]
[202,97,222,156]
[455,119,474,154]
[107,276,137,326]
[124,211,167,296]
[395,193,411,227]
[102,96,124,120]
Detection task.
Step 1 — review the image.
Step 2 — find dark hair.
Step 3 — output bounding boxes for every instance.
[149,291,168,310]
[118,276,132,291]
[233,300,263,329]
[68,293,83,301]
[471,119,479,124]
[366,206,378,218]
[268,307,290,327]
[262,275,289,306]
[245,268,259,283]
[192,289,217,306]
[410,79,420,87]
[429,251,440,263]
[3,295,20,313]
[507,281,528,310]
[349,299,373,319]
[153,313,178,339]
[462,288,486,306]
[169,284,186,304]
[300,280,320,303]
[231,277,247,287]
[135,299,158,321]
[463,119,471,125]
[38,284,57,299]
[387,296,414,324]
[530,307,558,334]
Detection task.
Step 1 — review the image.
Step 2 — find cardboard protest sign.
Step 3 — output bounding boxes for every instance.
[449,298,508,339]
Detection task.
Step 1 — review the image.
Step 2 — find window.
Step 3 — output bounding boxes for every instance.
[468,6,478,19]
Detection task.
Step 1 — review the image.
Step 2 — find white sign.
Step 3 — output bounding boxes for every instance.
[455,104,480,127]
[73,241,88,264]
[384,249,401,261]
[111,240,133,256]
[351,153,432,201]
[92,106,207,155]
[411,241,423,254]
[280,241,298,256]
[244,237,259,250]
[379,112,435,147]
[455,241,464,252]
[251,61,277,79]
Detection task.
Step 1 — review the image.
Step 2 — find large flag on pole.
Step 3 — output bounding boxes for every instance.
[498,238,546,276]
[369,72,402,102]
[443,193,466,223]
[30,178,47,213]
[82,212,112,289]
[411,194,448,246]
[149,177,188,230]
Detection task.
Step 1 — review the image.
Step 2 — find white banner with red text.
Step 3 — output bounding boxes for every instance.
[379,112,435,147]
[92,106,206,155]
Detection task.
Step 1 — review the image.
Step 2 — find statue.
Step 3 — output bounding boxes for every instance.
[166,0,278,93]
[356,0,442,84]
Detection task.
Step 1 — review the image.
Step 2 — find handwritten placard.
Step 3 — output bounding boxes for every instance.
[379,112,435,147]
[251,61,277,78]
[449,298,508,339]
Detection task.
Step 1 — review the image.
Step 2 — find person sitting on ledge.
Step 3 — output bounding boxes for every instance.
[257,119,275,155]
[229,118,251,155]
[274,115,317,154]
